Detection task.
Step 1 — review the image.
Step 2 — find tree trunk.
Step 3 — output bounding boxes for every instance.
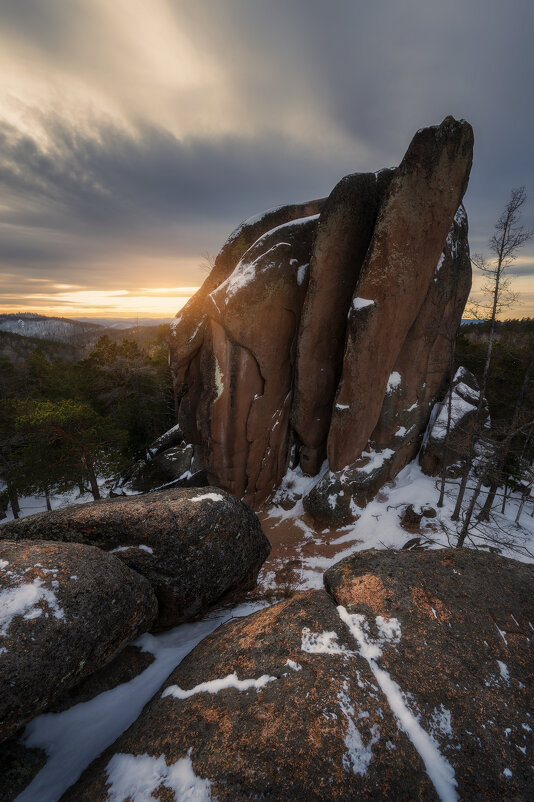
[451,465,469,521]
[457,474,484,548]
[478,349,534,522]
[45,487,52,512]
[501,482,508,514]
[86,458,101,500]
[515,494,527,525]
[7,483,20,519]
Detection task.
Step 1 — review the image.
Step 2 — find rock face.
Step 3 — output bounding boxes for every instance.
[419,366,485,476]
[0,487,270,629]
[65,548,533,801]
[0,540,157,743]
[292,170,394,475]
[168,117,474,513]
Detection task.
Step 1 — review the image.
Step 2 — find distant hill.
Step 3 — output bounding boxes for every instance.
[0,314,171,364]
[0,314,104,346]
[74,316,174,329]
[0,329,82,365]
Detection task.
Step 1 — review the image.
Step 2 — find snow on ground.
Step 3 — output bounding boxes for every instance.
[260,460,534,595]
[15,601,269,802]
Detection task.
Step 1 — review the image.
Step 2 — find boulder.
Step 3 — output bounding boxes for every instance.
[324,548,534,800]
[327,117,474,471]
[0,540,157,743]
[63,592,436,801]
[129,443,206,492]
[64,548,533,800]
[303,448,396,526]
[419,366,485,476]
[292,170,394,475]
[0,487,270,629]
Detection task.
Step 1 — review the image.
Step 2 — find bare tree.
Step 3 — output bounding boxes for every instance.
[452,187,533,537]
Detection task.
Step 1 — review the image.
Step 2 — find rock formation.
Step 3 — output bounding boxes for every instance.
[0,540,157,742]
[64,548,533,801]
[0,487,270,629]
[168,117,474,515]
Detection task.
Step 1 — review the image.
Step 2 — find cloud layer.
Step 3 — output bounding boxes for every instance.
[1,0,533,316]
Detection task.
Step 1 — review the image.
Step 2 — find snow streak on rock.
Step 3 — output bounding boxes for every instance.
[337,606,458,802]
[162,671,277,700]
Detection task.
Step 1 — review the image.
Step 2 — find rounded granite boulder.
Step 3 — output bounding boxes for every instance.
[0,539,157,743]
[0,487,271,629]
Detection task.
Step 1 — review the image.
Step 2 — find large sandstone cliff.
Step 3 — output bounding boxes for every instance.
[168,117,474,513]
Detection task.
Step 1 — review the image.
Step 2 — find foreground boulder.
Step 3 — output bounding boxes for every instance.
[64,548,532,800]
[0,540,157,743]
[63,591,436,801]
[169,116,474,511]
[0,488,270,629]
[324,548,534,800]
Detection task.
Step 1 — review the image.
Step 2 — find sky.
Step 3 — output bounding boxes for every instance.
[0,0,533,319]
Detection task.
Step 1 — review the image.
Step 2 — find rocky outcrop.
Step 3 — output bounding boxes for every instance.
[169,198,325,444]
[0,487,270,629]
[292,170,394,475]
[327,117,474,470]
[0,540,157,742]
[419,366,485,476]
[168,117,474,512]
[64,548,533,801]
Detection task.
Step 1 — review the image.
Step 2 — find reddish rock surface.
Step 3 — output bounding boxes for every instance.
[0,487,270,629]
[0,540,157,743]
[167,117,474,511]
[292,170,393,476]
[169,198,325,415]
[62,591,435,801]
[328,117,473,471]
[197,215,319,505]
[64,548,533,801]
[324,548,534,800]
[370,205,472,468]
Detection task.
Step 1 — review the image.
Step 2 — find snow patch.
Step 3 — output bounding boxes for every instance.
[338,687,380,776]
[301,628,351,656]
[497,660,510,682]
[352,297,375,311]
[190,493,225,503]
[297,263,309,285]
[162,671,276,701]
[386,372,402,393]
[0,578,65,636]
[105,750,212,802]
[285,659,302,671]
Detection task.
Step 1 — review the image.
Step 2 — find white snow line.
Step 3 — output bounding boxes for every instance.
[337,606,458,802]
[190,493,225,503]
[162,671,276,700]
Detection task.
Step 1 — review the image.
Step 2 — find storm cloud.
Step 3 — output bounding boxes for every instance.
[0,0,533,315]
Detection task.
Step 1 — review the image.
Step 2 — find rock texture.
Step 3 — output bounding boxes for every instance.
[64,548,533,801]
[419,366,485,476]
[327,117,474,470]
[324,548,534,800]
[292,170,394,475]
[0,487,270,629]
[168,117,474,512]
[0,540,157,742]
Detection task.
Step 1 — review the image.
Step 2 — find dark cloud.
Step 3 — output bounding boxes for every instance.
[0,0,533,308]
